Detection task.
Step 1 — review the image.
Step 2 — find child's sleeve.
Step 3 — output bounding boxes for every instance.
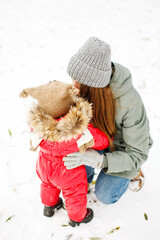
[87,123,110,150]
[76,123,110,152]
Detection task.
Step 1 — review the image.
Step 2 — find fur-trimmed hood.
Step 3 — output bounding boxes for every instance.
[28,96,93,142]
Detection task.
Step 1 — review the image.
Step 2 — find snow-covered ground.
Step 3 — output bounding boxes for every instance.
[0,0,160,239]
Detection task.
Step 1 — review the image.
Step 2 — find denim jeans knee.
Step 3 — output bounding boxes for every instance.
[95,170,130,204]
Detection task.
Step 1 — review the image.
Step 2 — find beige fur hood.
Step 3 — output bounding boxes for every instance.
[28,95,93,143]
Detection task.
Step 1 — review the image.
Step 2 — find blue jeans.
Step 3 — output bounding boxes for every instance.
[85,166,130,204]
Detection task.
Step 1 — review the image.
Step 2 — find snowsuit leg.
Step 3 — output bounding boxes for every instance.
[36,153,61,206]
[62,182,88,222]
[40,182,61,207]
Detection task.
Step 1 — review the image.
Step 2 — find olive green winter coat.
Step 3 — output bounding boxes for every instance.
[103,63,153,180]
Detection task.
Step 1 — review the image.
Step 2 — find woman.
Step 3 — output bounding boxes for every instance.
[63,37,153,204]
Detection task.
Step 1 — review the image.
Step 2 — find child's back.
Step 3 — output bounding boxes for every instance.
[20,80,110,226]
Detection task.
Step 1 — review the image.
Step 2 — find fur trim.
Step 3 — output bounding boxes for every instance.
[28,96,93,142]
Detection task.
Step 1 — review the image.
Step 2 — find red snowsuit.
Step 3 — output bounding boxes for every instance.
[36,123,109,222]
[28,94,110,222]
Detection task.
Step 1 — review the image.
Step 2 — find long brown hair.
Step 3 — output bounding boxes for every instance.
[79,83,116,151]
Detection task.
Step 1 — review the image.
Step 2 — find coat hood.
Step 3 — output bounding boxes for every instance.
[28,95,93,143]
[110,63,133,98]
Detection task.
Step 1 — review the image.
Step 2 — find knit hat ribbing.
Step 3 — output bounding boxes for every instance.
[67,37,112,88]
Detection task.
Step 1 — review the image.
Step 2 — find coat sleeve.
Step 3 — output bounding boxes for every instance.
[104,99,153,174]
[76,123,110,152]
[87,123,110,150]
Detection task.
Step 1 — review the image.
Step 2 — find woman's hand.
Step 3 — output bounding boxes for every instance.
[63,149,104,169]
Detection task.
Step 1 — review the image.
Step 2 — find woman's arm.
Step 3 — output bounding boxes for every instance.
[63,123,110,169]
[104,100,152,174]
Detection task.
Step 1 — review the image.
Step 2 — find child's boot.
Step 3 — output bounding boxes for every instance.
[43,198,63,217]
[69,208,93,227]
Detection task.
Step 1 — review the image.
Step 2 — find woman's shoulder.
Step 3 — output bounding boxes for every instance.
[116,87,142,110]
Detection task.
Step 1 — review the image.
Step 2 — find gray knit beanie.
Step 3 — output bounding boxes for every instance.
[67,37,112,88]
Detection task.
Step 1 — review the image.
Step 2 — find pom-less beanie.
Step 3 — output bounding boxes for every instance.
[67,37,112,88]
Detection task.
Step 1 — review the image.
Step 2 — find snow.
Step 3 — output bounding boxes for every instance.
[0,0,160,239]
